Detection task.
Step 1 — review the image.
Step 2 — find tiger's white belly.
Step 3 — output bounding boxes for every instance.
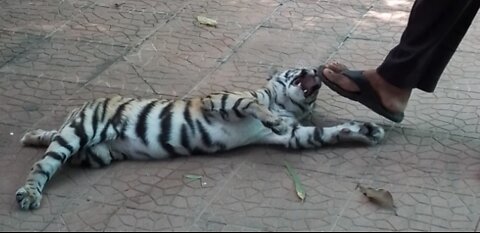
[108,117,273,160]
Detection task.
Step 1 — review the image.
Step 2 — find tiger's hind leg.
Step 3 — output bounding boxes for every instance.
[21,129,58,147]
[16,126,82,210]
[15,97,130,210]
[16,131,120,210]
[69,143,117,168]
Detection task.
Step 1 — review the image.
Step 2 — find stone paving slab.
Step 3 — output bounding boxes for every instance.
[95,47,218,97]
[349,5,409,42]
[1,0,480,231]
[265,1,368,39]
[75,0,189,13]
[0,38,127,83]
[190,162,358,231]
[0,31,42,67]
[51,4,169,46]
[0,0,82,36]
[364,127,480,195]
[232,27,338,67]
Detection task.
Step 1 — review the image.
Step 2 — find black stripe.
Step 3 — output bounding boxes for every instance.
[74,110,88,149]
[136,100,157,145]
[35,186,42,194]
[35,163,50,181]
[160,102,174,119]
[119,121,129,139]
[86,147,108,167]
[204,96,214,110]
[220,110,228,120]
[196,120,212,147]
[285,69,297,80]
[313,128,324,145]
[43,151,65,163]
[300,69,307,77]
[192,148,209,155]
[202,111,213,125]
[100,98,111,122]
[290,125,298,138]
[121,153,129,160]
[232,98,245,118]
[289,97,306,112]
[220,94,229,110]
[285,70,292,79]
[180,124,191,154]
[275,79,286,88]
[52,136,73,154]
[220,94,229,120]
[215,142,227,151]
[242,101,254,111]
[295,136,305,149]
[109,99,135,140]
[258,91,265,99]
[264,89,272,100]
[111,99,134,127]
[158,102,180,157]
[183,100,196,135]
[91,102,101,141]
[261,121,274,128]
[108,150,115,161]
[99,122,110,142]
[85,101,94,109]
[249,91,257,98]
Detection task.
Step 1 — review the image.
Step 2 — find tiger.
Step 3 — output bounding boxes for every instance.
[15,66,385,210]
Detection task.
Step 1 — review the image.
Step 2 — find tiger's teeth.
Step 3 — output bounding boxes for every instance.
[303,90,308,93]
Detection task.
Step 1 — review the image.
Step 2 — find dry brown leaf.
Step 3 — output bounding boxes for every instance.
[356,184,397,215]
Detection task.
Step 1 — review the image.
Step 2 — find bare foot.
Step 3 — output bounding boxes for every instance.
[322,62,411,114]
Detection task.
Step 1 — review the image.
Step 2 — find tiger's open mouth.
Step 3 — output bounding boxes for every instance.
[293,70,321,97]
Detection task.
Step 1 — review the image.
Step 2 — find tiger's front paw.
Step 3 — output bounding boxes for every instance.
[16,185,42,210]
[266,118,289,135]
[339,121,385,145]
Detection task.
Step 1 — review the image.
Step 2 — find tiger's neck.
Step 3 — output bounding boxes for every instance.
[246,88,274,107]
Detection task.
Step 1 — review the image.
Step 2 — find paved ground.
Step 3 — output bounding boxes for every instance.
[1,0,480,231]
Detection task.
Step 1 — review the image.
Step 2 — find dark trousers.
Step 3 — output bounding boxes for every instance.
[377,0,480,92]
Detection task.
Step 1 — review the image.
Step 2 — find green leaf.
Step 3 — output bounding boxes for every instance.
[184,174,203,182]
[284,161,306,202]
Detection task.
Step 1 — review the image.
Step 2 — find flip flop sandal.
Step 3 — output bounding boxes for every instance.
[319,65,404,123]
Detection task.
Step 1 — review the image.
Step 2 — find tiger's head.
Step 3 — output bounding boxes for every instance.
[267,67,322,115]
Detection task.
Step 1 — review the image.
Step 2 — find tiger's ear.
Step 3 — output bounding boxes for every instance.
[267,67,279,80]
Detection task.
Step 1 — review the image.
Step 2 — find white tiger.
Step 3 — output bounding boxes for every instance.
[16,67,385,210]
